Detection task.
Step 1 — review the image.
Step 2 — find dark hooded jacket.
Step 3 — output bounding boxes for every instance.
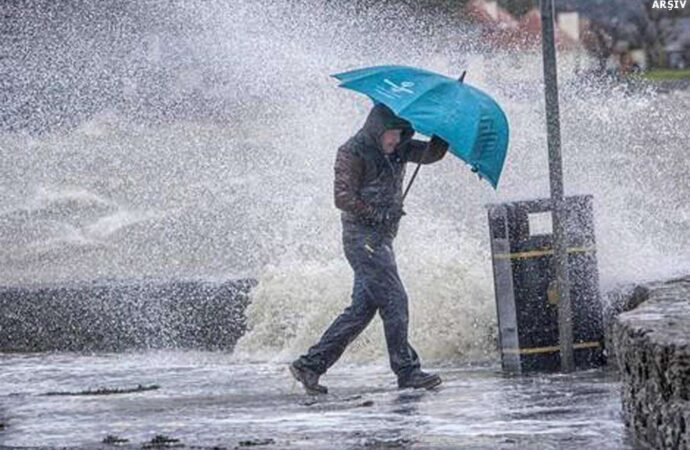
[334,104,448,233]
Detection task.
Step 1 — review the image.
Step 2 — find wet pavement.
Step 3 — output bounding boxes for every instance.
[0,351,633,449]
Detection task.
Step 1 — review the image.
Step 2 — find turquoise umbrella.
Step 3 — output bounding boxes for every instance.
[332,65,509,189]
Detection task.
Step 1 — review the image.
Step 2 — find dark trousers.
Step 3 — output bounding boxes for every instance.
[297,220,421,379]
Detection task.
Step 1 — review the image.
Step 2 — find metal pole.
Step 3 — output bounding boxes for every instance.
[540,0,574,372]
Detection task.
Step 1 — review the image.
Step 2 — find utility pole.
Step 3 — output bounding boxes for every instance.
[539,0,574,372]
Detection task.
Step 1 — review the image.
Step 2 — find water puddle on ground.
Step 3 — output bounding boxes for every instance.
[0,351,633,449]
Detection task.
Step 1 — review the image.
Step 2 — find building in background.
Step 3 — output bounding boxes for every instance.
[463,0,689,73]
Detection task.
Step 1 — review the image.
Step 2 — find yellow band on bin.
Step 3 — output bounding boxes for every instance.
[493,247,596,260]
[503,341,601,355]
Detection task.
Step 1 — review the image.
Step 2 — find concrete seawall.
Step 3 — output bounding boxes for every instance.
[611,276,690,450]
[0,278,256,352]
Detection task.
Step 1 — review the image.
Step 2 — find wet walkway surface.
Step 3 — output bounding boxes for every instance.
[0,351,633,449]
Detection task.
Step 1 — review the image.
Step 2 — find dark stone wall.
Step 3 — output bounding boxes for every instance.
[611,275,690,450]
[604,283,651,365]
[0,278,256,352]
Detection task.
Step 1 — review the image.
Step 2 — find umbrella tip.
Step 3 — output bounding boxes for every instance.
[458,71,467,83]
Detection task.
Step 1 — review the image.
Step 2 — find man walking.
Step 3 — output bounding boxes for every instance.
[290,104,448,394]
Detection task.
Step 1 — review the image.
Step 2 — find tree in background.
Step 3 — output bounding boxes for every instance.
[498,0,537,17]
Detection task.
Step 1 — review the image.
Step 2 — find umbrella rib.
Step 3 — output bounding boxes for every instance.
[395,80,457,135]
[331,66,397,83]
[333,65,442,85]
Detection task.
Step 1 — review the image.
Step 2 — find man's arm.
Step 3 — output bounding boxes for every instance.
[333,145,376,218]
[405,135,449,164]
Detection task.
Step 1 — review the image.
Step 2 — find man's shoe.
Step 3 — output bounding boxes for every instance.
[398,370,442,390]
[289,361,328,395]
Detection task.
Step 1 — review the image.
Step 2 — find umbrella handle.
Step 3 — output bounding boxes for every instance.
[402,155,426,202]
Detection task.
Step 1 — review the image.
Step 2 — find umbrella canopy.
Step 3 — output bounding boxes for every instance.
[332,65,509,188]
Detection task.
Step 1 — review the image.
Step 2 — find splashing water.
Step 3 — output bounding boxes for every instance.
[1,1,689,365]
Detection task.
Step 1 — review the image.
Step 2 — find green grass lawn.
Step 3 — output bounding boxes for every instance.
[643,69,690,80]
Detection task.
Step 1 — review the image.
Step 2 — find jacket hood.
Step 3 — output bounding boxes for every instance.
[361,104,415,152]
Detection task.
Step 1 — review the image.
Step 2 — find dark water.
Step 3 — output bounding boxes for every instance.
[0,351,632,449]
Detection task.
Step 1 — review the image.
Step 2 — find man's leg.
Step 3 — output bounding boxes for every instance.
[372,242,421,378]
[295,272,377,375]
[372,239,440,389]
[354,235,419,377]
[292,223,378,393]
